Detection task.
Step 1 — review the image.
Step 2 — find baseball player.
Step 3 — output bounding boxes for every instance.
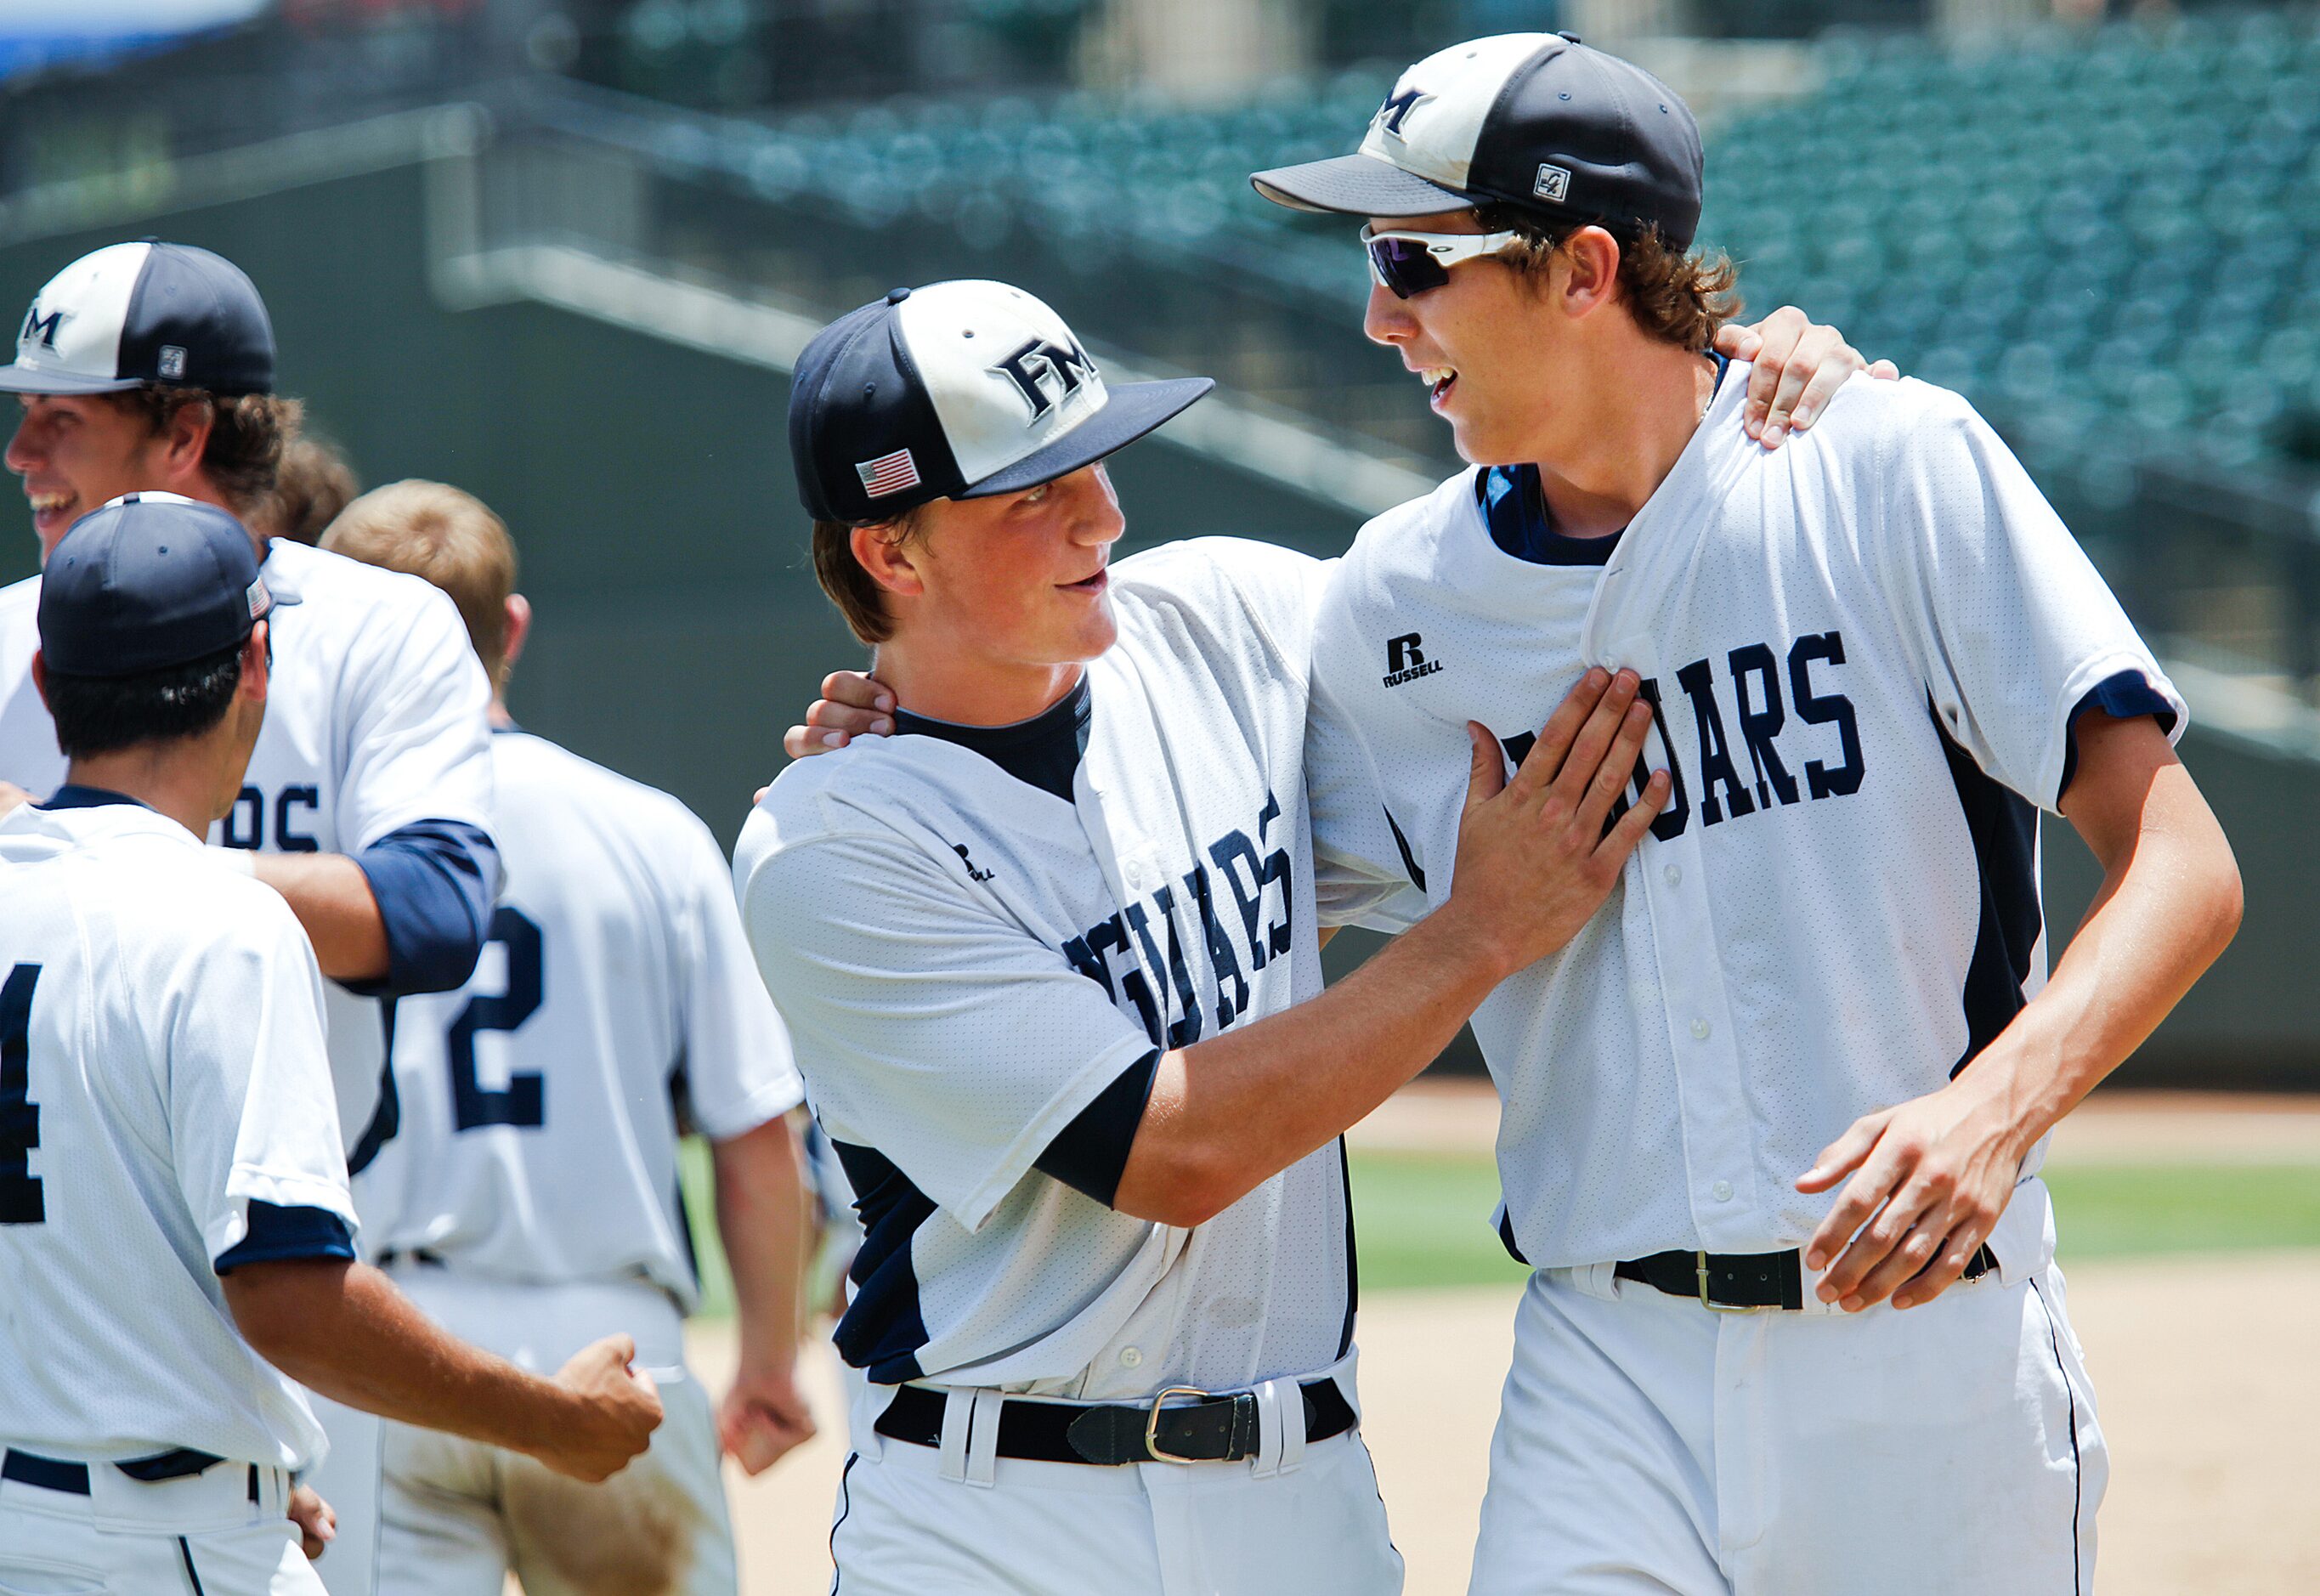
[737,280,1671,1594]
[0,240,504,1594]
[319,479,815,1596]
[1242,31,2242,1593]
[0,494,659,1596]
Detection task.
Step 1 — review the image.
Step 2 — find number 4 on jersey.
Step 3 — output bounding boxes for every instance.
[1,963,44,1224]
[448,908,546,1131]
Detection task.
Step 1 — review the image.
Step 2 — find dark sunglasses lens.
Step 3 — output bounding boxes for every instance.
[1368,236,1447,298]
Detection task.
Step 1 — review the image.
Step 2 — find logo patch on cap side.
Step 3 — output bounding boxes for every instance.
[246,578,270,619]
[158,345,187,380]
[1533,164,1571,203]
[857,448,921,499]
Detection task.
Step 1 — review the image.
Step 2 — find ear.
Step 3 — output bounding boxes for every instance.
[240,620,270,705]
[154,398,216,490]
[501,592,532,672]
[1559,227,1624,319]
[29,651,46,712]
[851,520,926,600]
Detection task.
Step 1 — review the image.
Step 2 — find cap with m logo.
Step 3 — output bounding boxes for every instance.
[0,241,275,398]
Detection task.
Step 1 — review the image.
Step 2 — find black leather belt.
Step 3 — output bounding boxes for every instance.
[875,1378,1357,1466]
[2,1446,252,1497]
[1614,1244,1998,1311]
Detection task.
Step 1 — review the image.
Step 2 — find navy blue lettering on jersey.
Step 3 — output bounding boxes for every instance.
[447,905,546,1131]
[1061,795,1295,1050]
[1480,629,1864,848]
[1,963,44,1225]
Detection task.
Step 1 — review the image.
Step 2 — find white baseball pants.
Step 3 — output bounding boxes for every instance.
[371,1271,736,1596]
[0,1457,318,1596]
[1468,1250,2105,1595]
[828,1361,1403,1596]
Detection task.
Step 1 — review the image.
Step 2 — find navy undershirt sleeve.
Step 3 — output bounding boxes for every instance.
[342,819,502,999]
[212,1201,357,1274]
[2058,670,2179,801]
[1033,1050,1162,1208]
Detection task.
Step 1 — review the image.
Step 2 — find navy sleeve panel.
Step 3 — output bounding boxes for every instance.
[1033,1050,1162,1209]
[212,1202,357,1274]
[342,820,502,999]
[2058,670,2181,802]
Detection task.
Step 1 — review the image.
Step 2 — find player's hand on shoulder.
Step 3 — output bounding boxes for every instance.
[1796,1067,2031,1313]
[783,671,896,760]
[718,1358,818,1475]
[0,778,31,818]
[537,1333,664,1482]
[1714,306,1899,449]
[1443,668,1669,976]
[287,1484,336,1560]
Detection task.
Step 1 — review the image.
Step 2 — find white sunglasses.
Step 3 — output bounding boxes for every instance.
[1361,224,1526,297]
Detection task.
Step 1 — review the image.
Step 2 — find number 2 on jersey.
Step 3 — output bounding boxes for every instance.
[1,963,44,1224]
[448,908,546,1131]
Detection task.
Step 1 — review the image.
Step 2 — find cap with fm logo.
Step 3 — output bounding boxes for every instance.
[1250,32,1704,251]
[0,241,276,398]
[788,280,1213,524]
[37,493,293,677]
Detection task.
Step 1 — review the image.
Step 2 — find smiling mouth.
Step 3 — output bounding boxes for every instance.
[1417,365,1457,406]
[25,490,73,519]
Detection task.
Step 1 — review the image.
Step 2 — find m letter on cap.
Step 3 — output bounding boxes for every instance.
[1533,164,1571,203]
[991,337,1096,422]
[1376,87,1428,139]
[857,448,921,499]
[20,305,63,352]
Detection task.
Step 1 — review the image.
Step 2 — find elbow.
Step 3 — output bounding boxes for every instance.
[1118,1148,1248,1230]
[2208,856,2244,960]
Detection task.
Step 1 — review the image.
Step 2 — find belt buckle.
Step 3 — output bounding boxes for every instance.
[1695,1251,1773,1314]
[1143,1386,1210,1463]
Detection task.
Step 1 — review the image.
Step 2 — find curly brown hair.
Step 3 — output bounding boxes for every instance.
[1475,204,1741,352]
[110,383,303,517]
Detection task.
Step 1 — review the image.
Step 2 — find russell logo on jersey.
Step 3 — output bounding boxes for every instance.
[1490,629,1865,843]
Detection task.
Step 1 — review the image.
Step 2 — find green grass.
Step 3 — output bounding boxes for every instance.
[1346,1150,2320,1291]
[674,1141,2320,1314]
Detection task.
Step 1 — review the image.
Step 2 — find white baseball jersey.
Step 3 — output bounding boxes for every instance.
[1309,369,2183,1268]
[738,537,1365,1400]
[0,795,356,1470]
[361,729,803,1311]
[0,540,496,1169]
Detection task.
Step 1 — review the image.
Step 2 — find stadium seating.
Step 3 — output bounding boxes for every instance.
[708,9,2318,486]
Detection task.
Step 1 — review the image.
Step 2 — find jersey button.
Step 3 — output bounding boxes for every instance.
[1663,864,1681,887]
[1711,1180,1734,1203]
[1690,1017,1711,1040]
[1119,1347,1143,1368]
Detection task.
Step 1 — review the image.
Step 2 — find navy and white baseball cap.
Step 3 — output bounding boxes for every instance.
[0,241,276,398]
[789,280,1212,524]
[38,492,289,677]
[1251,33,1704,250]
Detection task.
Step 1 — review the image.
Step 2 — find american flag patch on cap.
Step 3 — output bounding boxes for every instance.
[857,448,921,499]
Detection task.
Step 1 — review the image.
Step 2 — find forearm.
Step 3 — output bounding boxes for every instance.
[1117,906,1510,1225]
[712,1116,812,1372]
[228,1259,580,1455]
[250,853,390,982]
[1961,764,2240,1152]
